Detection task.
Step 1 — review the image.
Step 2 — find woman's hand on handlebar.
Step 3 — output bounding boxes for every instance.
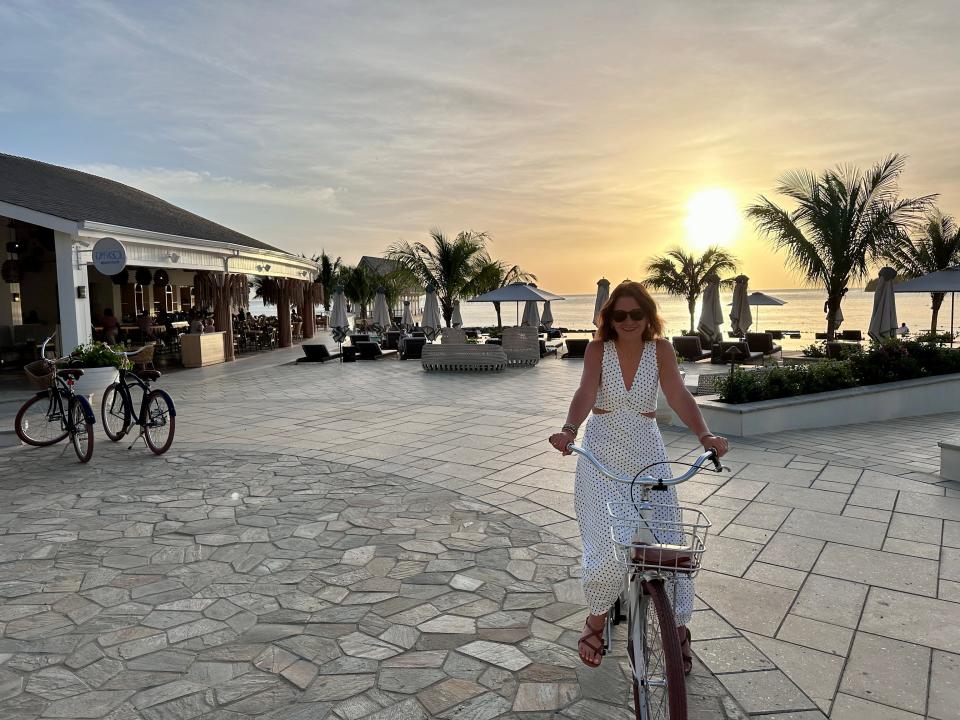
[700,433,729,458]
[548,430,575,455]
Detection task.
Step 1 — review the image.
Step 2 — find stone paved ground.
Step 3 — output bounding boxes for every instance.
[3,335,960,718]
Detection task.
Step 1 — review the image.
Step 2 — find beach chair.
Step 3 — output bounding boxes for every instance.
[399,337,427,360]
[840,330,863,342]
[695,373,723,396]
[348,334,371,346]
[128,342,157,371]
[421,344,507,372]
[298,344,341,362]
[562,338,589,359]
[440,327,467,344]
[746,332,782,360]
[356,341,397,360]
[539,339,561,358]
[715,340,763,365]
[501,326,540,366]
[672,335,712,362]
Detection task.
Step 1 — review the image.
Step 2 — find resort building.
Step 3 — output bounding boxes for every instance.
[0,153,318,366]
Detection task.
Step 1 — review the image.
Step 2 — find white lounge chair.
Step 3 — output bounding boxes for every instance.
[501,326,539,366]
[421,344,507,372]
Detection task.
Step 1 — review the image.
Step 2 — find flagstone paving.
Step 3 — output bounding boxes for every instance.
[3,335,960,718]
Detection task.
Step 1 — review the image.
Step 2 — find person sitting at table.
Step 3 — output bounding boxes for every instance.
[236,308,246,322]
[202,318,216,333]
[101,308,120,344]
[136,311,156,339]
[898,322,910,337]
[189,312,204,334]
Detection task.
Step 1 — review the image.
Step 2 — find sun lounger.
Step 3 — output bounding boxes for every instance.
[298,344,341,362]
[539,339,562,358]
[839,330,863,342]
[348,334,371,346]
[672,335,712,362]
[714,340,764,365]
[356,341,397,360]
[501,326,539,366]
[421,344,507,372]
[399,336,427,360]
[382,330,402,350]
[562,338,589,359]
[746,332,782,359]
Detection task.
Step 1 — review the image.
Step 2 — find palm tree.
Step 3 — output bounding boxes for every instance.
[644,246,738,333]
[313,251,341,311]
[387,228,490,327]
[882,210,960,335]
[341,264,377,320]
[747,154,934,338]
[467,257,537,328]
[252,276,279,306]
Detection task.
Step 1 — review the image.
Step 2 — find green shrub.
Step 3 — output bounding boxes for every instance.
[70,342,130,369]
[716,338,959,403]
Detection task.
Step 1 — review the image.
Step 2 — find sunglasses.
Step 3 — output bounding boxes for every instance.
[611,309,645,322]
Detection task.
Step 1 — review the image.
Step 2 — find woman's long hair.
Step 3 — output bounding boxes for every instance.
[596,281,664,342]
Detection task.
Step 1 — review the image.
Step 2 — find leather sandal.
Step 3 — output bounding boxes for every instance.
[678,625,693,675]
[578,617,606,668]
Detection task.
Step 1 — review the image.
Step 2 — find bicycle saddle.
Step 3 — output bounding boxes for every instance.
[57,368,84,379]
[136,370,161,382]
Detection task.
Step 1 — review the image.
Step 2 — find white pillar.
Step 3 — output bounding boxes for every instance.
[54,230,91,352]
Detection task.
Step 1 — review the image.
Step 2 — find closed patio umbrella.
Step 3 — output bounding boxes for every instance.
[330,286,350,360]
[541,301,554,330]
[593,278,610,326]
[521,300,540,329]
[868,267,899,343]
[401,300,413,330]
[452,300,464,328]
[697,274,723,345]
[421,286,442,341]
[729,275,753,337]
[371,288,391,334]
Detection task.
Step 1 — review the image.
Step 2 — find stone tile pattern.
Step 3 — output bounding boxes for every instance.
[0,448,723,719]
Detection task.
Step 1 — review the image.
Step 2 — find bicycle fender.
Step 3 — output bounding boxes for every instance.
[74,395,96,425]
[140,389,177,417]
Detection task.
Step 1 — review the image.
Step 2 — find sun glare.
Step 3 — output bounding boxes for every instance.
[684,189,741,251]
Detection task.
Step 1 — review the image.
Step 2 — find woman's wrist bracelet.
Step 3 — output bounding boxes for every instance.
[698,432,714,443]
[562,423,579,437]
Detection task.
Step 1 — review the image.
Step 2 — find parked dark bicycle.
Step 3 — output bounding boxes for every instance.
[15,333,96,463]
[100,347,177,454]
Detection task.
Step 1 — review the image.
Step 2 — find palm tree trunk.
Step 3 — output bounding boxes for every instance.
[825,294,842,339]
[441,298,453,328]
[931,292,945,336]
[687,297,696,334]
[494,301,503,329]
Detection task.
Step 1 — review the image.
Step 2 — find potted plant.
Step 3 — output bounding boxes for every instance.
[67,341,130,401]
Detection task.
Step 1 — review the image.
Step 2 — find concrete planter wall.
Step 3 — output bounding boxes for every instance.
[673,373,960,437]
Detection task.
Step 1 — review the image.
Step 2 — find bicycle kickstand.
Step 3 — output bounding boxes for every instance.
[127,427,147,450]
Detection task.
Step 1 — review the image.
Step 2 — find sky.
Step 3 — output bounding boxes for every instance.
[2,1,959,293]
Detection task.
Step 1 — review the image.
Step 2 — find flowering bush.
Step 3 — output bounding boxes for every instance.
[69,342,129,369]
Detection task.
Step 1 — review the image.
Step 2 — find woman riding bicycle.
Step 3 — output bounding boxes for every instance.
[549,281,729,671]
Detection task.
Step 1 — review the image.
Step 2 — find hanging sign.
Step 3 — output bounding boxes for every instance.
[92,237,127,275]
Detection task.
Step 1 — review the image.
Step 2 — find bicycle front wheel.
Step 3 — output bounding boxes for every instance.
[143,390,175,455]
[627,577,687,720]
[101,384,131,441]
[69,397,95,463]
[15,392,68,447]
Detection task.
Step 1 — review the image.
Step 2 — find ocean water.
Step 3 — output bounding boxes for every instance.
[249,287,956,351]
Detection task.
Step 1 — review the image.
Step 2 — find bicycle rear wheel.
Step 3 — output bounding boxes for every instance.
[100,383,131,441]
[143,390,175,455]
[69,397,94,463]
[15,391,68,446]
[627,577,687,720]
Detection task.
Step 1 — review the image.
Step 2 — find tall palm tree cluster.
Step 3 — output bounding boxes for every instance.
[644,246,739,333]
[387,229,535,328]
[747,154,952,338]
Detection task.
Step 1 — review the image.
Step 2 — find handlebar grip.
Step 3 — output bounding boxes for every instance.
[708,448,723,472]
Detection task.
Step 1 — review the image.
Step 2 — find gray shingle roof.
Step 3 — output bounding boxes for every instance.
[0,152,284,253]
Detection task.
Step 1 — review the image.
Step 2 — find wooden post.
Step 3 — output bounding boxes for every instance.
[301,299,316,339]
[278,286,292,348]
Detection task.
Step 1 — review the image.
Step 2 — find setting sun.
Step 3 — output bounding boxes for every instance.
[684,189,741,251]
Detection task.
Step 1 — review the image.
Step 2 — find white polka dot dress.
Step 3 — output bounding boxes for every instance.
[574,339,694,624]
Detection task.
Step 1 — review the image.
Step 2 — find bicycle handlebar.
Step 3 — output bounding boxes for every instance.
[566,444,725,487]
[39,331,57,360]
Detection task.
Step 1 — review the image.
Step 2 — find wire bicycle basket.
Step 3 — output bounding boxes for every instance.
[23,359,56,390]
[607,503,711,576]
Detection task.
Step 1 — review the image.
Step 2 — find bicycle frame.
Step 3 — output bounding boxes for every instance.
[110,366,153,427]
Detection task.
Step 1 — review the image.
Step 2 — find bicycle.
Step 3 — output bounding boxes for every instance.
[100,348,177,454]
[568,444,725,720]
[15,334,96,463]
